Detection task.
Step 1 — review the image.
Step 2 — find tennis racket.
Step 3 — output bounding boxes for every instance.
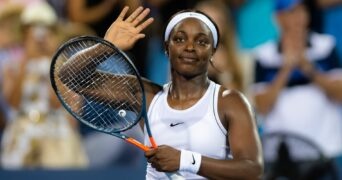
[50,36,184,179]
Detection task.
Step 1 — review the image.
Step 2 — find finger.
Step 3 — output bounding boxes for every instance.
[136,17,154,32]
[133,34,146,42]
[132,8,151,26]
[126,6,144,23]
[118,6,130,21]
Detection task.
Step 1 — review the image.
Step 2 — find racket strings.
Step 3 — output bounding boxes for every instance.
[54,40,143,132]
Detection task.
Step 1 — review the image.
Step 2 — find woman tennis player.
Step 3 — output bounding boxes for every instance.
[106,6,263,179]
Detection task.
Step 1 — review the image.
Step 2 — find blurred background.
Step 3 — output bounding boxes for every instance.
[1,0,342,179]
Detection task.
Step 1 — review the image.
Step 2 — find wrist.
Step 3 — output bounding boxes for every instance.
[179,150,202,174]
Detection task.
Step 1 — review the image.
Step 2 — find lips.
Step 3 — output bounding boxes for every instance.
[179,53,198,62]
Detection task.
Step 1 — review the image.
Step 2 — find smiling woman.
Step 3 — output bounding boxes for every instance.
[60,6,263,179]
[105,7,264,180]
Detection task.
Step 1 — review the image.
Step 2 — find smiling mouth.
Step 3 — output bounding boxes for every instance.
[180,56,198,62]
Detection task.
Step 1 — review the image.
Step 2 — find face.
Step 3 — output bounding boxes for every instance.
[24,24,59,57]
[166,18,215,78]
[277,4,309,34]
[0,17,21,48]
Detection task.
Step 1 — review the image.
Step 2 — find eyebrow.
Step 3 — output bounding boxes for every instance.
[173,30,210,38]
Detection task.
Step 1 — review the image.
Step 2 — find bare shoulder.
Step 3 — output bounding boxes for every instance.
[217,86,255,127]
[218,86,251,109]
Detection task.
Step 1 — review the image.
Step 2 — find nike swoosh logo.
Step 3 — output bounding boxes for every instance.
[192,154,195,165]
[170,122,184,127]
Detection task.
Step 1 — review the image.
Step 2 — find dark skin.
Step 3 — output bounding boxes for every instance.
[104,6,263,179]
[57,6,262,179]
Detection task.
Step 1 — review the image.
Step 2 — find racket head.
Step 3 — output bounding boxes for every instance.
[50,36,147,134]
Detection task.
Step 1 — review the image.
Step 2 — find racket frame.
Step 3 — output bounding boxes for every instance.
[50,36,156,151]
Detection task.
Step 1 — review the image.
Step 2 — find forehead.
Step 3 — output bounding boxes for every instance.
[171,18,212,37]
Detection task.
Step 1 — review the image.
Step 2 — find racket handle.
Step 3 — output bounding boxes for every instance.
[126,137,150,151]
[125,137,185,179]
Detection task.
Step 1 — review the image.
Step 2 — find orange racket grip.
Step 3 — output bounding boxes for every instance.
[126,138,150,152]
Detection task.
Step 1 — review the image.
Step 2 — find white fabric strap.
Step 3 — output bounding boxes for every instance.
[179,149,202,174]
[164,12,218,48]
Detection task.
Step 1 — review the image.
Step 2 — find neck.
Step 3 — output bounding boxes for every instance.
[169,74,210,101]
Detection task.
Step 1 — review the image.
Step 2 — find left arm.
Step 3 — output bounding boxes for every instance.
[197,89,263,179]
[145,89,264,179]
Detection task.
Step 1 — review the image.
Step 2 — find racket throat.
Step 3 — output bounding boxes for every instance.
[149,137,157,149]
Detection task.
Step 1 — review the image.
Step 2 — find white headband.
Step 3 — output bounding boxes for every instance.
[164,12,219,48]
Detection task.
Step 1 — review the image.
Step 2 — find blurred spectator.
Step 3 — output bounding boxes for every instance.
[251,0,342,178]
[316,0,342,63]
[47,0,68,20]
[0,2,24,153]
[195,0,244,92]
[67,0,141,37]
[1,1,88,169]
[0,3,24,85]
[58,21,96,41]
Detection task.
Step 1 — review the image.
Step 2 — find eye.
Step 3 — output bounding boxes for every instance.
[173,37,185,43]
[197,39,209,46]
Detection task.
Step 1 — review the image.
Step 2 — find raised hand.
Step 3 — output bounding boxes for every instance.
[104,6,154,51]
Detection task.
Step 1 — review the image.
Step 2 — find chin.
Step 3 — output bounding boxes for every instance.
[178,69,204,79]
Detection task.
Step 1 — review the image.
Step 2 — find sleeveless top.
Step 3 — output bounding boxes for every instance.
[144,81,230,179]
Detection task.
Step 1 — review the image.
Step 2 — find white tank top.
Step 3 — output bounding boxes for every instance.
[145,81,230,179]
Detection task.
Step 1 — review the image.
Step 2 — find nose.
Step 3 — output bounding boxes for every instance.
[185,40,195,51]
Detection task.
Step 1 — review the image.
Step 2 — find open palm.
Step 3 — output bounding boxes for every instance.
[104,6,154,51]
